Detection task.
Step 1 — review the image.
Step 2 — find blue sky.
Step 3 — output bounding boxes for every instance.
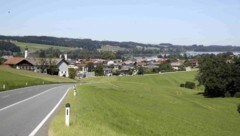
[1,0,240,45]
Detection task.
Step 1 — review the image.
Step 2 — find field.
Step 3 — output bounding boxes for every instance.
[14,42,78,53]
[50,71,240,136]
[98,45,126,52]
[0,66,76,91]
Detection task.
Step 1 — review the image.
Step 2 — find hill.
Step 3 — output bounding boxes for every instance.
[14,42,77,53]
[50,71,240,136]
[0,66,76,91]
[1,35,240,54]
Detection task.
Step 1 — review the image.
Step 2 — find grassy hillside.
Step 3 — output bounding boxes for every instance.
[14,42,78,53]
[50,71,240,136]
[0,66,76,91]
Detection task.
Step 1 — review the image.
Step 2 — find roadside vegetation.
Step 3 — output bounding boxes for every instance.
[0,66,76,92]
[50,71,240,136]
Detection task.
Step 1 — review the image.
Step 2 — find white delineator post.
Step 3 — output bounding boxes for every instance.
[73,85,77,96]
[74,89,77,96]
[65,103,70,127]
[26,82,28,86]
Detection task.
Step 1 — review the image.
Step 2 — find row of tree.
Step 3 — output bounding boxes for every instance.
[0,41,20,54]
[197,54,240,97]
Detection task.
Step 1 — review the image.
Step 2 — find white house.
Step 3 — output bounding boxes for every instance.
[57,59,69,77]
[26,58,69,77]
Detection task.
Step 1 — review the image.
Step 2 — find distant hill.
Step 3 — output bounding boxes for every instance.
[0,35,148,51]
[1,35,240,53]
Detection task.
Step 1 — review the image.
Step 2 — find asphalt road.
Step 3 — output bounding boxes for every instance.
[0,84,72,136]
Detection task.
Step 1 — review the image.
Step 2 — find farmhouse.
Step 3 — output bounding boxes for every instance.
[4,57,34,70]
[27,58,69,77]
[4,57,69,77]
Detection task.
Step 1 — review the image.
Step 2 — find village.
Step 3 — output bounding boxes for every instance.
[1,48,199,79]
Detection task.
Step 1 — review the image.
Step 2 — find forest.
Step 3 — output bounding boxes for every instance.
[0,41,21,56]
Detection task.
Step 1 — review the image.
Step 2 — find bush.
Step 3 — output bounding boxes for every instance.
[234,92,240,98]
[185,81,195,89]
[180,83,185,87]
[137,67,144,75]
[224,92,232,97]
[95,64,104,76]
[237,104,240,113]
[68,68,76,79]
[112,70,121,76]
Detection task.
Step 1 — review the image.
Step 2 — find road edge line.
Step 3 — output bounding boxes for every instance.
[0,86,60,112]
[28,87,71,136]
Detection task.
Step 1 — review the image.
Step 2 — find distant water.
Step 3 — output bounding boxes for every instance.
[185,51,240,56]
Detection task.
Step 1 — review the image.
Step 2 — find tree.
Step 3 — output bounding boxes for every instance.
[0,58,6,65]
[230,57,240,96]
[86,62,94,72]
[178,65,186,71]
[38,48,61,58]
[101,51,115,60]
[38,58,47,73]
[46,58,58,75]
[159,61,173,72]
[185,81,195,89]
[68,68,76,79]
[95,64,104,76]
[183,59,191,67]
[0,41,20,52]
[39,50,46,58]
[197,54,233,97]
[137,66,144,75]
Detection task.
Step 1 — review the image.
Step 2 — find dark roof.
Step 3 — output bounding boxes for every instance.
[27,58,68,66]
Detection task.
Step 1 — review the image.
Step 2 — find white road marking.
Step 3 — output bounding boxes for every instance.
[29,87,70,136]
[0,86,59,112]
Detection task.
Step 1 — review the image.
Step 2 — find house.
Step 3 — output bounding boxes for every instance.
[4,57,34,70]
[56,59,69,77]
[120,66,133,74]
[4,57,69,77]
[35,58,69,77]
[103,68,113,76]
[191,60,199,68]
[171,62,182,70]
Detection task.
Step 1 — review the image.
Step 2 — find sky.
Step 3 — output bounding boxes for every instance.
[1,0,240,45]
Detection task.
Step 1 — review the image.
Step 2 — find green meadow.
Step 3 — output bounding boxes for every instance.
[15,42,78,53]
[0,66,76,91]
[50,71,240,136]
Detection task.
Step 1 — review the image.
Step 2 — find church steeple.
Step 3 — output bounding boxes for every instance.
[24,46,28,58]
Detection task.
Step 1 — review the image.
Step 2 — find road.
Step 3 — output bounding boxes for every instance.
[0,84,72,136]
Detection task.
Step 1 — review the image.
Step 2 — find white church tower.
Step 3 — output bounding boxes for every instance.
[24,47,28,58]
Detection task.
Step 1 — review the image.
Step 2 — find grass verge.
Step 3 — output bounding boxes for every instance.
[50,71,240,136]
[0,66,76,91]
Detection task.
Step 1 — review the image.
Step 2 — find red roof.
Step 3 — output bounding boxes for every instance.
[4,57,25,65]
